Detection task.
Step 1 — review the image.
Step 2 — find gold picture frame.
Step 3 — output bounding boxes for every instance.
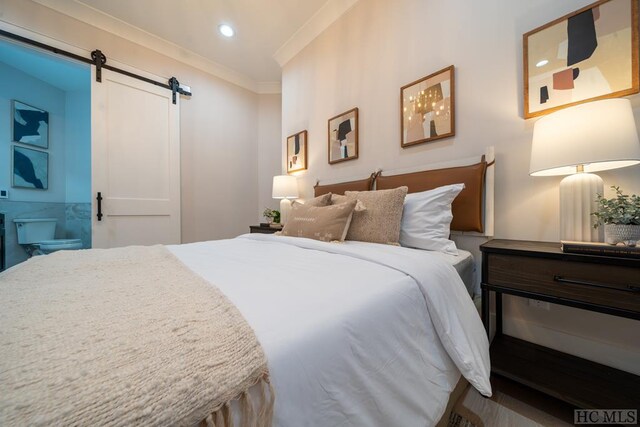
[524,0,639,118]
[400,65,455,148]
[286,130,308,173]
[328,107,358,164]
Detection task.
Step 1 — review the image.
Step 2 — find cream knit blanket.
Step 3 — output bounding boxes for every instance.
[0,245,272,427]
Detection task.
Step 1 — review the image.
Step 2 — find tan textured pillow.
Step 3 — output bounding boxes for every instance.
[331,194,367,212]
[294,193,332,207]
[281,200,357,242]
[344,187,408,245]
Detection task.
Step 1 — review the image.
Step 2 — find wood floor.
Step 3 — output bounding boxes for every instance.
[454,375,577,426]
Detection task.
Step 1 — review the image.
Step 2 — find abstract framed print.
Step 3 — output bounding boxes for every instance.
[13,100,49,148]
[524,0,639,118]
[328,107,358,164]
[401,65,455,148]
[287,130,308,173]
[13,145,48,190]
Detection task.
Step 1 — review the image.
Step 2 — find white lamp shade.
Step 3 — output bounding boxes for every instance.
[272,175,299,199]
[529,99,640,176]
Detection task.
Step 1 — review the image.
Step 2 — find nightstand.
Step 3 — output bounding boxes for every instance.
[249,225,281,234]
[480,239,640,410]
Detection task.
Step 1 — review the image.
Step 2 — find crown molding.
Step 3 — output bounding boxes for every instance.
[257,81,282,95]
[29,0,281,94]
[273,0,359,68]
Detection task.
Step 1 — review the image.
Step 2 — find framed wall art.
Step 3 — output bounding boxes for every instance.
[328,107,358,164]
[287,130,308,173]
[13,145,48,190]
[13,100,49,149]
[401,65,455,148]
[524,0,639,118]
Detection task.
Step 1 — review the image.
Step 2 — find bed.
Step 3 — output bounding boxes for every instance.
[0,151,494,427]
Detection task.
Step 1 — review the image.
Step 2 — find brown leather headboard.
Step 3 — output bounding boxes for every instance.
[376,160,488,232]
[314,173,376,196]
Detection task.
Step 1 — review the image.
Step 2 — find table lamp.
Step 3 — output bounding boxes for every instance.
[272,175,299,225]
[529,98,640,242]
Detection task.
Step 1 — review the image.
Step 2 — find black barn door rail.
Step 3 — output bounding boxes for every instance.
[0,29,192,104]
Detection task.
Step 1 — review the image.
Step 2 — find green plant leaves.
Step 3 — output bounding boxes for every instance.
[592,186,640,227]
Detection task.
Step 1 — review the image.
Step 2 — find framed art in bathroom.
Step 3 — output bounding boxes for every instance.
[524,0,639,118]
[401,65,455,148]
[328,107,358,164]
[287,130,308,173]
[12,100,49,149]
[12,145,48,190]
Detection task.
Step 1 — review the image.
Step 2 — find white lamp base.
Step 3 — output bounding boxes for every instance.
[559,173,604,242]
[280,199,293,225]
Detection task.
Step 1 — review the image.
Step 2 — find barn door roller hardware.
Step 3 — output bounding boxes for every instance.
[0,29,192,104]
[90,50,192,104]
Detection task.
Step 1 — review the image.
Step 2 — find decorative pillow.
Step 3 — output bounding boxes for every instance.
[399,184,464,255]
[330,194,367,212]
[293,193,332,207]
[281,200,358,242]
[344,187,408,245]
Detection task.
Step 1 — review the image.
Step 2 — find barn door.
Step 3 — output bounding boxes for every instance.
[91,67,180,248]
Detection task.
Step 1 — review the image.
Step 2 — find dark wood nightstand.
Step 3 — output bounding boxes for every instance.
[249,225,281,234]
[480,239,640,410]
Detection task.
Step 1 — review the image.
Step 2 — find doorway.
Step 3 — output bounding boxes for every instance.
[0,39,91,268]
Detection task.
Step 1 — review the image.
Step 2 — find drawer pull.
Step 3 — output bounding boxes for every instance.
[554,275,640,293]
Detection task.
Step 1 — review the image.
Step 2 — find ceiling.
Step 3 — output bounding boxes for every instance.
[58,0,337,84]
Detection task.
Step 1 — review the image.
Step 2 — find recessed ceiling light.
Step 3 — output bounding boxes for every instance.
[219,24,235,38]
[536,59,549,68]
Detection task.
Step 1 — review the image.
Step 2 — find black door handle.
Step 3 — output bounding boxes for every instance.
[96,192,103,221]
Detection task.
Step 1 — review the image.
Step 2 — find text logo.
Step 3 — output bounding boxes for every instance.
[575,409,637,425]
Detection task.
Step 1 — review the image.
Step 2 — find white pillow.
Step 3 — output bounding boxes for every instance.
[399,183,465,255]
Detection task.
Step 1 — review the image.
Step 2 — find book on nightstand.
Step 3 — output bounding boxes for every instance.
[561,240,640,259]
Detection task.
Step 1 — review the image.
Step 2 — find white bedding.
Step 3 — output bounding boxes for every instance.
[169,234,491,427]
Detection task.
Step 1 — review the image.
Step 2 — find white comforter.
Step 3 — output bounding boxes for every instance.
[169,234,491,427]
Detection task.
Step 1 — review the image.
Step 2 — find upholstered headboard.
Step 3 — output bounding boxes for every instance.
[312,147,495,236]
[313,173,376,196]
[376,160,488,233]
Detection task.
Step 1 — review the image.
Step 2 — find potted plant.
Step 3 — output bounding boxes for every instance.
[263,208,281,227]
[592,186,640,246]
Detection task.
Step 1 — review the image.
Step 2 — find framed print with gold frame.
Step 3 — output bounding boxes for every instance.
[286,130,307,173]
[328,107,358,164]
[524,0,639,118]
[401,65,455,148]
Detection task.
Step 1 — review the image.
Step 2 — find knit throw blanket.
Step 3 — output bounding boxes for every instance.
[0,245,273,427]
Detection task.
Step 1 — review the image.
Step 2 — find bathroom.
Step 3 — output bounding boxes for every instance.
[0,40,91,270]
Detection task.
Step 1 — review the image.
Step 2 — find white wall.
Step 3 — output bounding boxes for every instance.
[280,0,640,374]
[257,94,283,221]
[64,88,91,203]
[0,61,66,202]
[0,0,262,242]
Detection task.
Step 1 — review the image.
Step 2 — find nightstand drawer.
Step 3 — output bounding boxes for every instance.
[487,254,640,313]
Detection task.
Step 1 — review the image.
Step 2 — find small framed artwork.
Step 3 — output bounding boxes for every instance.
[328,107,358,164]
[524,0,639,118]
[287,130,308,173]
[401,65,455,148]
[13,100,49,148]
[13,145,48,190]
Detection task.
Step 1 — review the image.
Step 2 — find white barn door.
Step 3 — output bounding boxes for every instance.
[91,68,181,248]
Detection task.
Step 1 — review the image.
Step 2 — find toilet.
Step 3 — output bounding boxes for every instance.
[14,218,83,256]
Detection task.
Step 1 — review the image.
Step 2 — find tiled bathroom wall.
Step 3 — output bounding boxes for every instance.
[65,202,91,249]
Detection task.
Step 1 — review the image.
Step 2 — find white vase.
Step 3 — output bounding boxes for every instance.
[604,224,640,246]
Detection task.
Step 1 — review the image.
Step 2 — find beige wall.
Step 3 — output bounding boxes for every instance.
[0,0,261,242]
[280,0,640,373]
[258,94,283,221]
